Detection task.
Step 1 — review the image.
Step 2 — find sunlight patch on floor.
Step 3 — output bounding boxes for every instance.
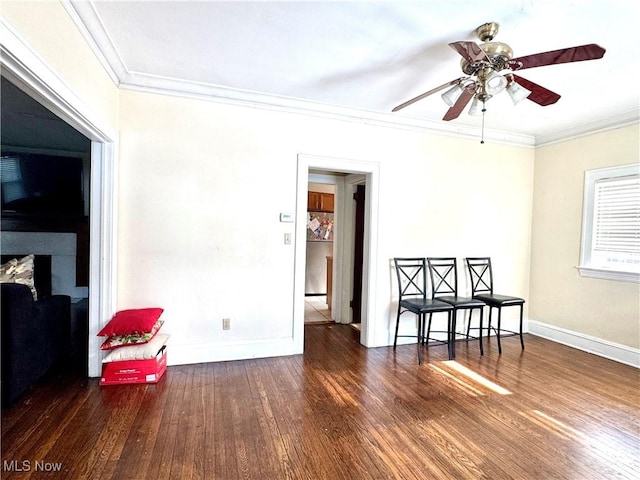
[428,363,483,397]
[429,361,512,396]
[444,361,512,395]
[523,409,579,441]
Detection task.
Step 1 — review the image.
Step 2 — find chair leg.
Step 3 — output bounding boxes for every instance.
[478,307,484,356]
[519,304,525,350]
[466,309,472,337]
[449,310,456,360]
[426,313,433,344]
[451,309,458,343]
[417,313,423,365]
[394,306,401,350]
[496,307,502,354]
[487,307,493,337]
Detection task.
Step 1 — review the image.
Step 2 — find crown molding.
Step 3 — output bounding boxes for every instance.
[119,70,536,147]
[63,0,126,85]
[535,108,640,147]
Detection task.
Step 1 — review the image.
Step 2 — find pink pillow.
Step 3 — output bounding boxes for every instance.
[97,308,164,336]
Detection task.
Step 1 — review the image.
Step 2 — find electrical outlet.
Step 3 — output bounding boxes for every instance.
[222,318,231,330]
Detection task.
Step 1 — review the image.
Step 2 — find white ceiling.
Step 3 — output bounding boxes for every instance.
[68,0,640,145]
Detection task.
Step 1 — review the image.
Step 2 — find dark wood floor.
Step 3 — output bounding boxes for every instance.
[2,324,639,479]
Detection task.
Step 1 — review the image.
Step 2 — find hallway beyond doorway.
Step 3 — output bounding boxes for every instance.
[304,295,332,323]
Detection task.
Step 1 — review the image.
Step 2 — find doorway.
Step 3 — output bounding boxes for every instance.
[294,154,380,352]
[2,23,118,378]
[1,76,92,375]
[304,180,335,324]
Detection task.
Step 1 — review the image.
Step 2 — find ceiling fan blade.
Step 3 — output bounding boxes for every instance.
[443,88,474,121]
[392,77,466,112]
[449,41,490,64]
[512,74,560,106]
[511,44,605,70]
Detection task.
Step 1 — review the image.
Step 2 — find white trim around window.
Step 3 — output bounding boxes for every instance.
[578,163,640,283]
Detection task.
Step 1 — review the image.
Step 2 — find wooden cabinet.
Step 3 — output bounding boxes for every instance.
[308,191,334,212]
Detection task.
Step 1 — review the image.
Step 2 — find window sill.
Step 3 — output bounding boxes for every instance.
[576,266,640,283]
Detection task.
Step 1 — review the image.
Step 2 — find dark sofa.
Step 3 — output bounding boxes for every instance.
[1,255,71,408]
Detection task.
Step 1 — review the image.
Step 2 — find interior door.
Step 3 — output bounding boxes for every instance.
[351,184,365,324]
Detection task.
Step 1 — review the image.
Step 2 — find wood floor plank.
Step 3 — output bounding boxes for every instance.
[109,372,174,480]
[149,366,190,479]
[2,325,639,479]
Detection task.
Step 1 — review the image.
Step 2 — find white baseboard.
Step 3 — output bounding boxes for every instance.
[528,320,640,368]
[166,337,302,366]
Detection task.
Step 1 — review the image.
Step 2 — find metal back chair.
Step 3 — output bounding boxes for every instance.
[393,258,453,364]
[466,257,525,353]
[428,257,485,356]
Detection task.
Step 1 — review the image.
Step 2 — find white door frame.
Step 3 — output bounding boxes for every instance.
[1,21,118,377]
[294,154,379,351]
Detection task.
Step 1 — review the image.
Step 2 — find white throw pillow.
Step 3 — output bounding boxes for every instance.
[102,334,170,363]
[0,255,37,300]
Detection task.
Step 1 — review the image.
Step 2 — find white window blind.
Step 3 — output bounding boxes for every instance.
[592,176,640,257]
[579,164,640,282]
[0,155,26,204]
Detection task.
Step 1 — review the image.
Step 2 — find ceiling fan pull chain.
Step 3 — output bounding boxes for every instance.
[480,101,486,144]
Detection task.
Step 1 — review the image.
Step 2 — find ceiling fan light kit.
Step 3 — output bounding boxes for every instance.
[392,21,606,142]
[506,81,532,105]
[483,69,508,95]
[441,84,465,107]
[468,96,484,116]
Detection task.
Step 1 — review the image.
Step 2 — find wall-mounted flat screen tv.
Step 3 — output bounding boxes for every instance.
[0,152,84,216]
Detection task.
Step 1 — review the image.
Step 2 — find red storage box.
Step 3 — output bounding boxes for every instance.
[100,346,167,385]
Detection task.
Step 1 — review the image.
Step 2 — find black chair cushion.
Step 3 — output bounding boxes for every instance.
[436,295,486,308]
[400,297,454,314]
[473,293,524,307]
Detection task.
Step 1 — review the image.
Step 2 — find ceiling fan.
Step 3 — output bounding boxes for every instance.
[392,22,605,135]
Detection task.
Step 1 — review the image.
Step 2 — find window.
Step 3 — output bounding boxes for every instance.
[0,155,26,204]
[578,163,640,282]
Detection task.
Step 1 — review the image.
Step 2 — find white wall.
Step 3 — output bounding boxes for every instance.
[530,125,640,355]
[118,89,534,364]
